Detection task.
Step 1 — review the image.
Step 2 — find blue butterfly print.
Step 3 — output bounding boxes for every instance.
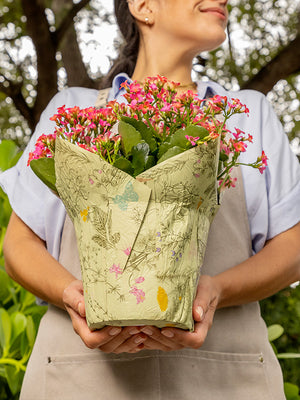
[113,182,139,211]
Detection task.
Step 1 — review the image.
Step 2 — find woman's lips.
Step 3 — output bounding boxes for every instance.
[200,8,226,20]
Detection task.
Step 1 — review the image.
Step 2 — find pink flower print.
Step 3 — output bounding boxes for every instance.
[89,178,94,185]
[135,277,145,284]
[130,286,145,304]
[123,247,131,256]
[109,264,123,279]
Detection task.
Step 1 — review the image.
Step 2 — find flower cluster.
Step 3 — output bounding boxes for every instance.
[28,105,119,166]
[28,75,267,192]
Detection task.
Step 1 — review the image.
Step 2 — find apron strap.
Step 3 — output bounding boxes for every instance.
[95,88,111,108]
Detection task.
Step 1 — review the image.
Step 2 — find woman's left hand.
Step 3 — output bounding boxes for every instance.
[115,275,221,353]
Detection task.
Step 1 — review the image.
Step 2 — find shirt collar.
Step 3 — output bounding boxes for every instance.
[108,72,219,102]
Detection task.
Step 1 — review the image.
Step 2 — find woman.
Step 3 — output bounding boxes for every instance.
[1,0,300,399]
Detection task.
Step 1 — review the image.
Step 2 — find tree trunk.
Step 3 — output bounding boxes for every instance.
[21,0,58,123]
[52,0,97,88]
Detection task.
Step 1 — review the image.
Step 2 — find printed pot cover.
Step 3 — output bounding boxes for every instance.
[55,138,219,331]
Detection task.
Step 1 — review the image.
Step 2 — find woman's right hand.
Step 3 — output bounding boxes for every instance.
[63,279,147,353]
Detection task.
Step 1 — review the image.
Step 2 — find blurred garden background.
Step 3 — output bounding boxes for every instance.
[0,0,299,398]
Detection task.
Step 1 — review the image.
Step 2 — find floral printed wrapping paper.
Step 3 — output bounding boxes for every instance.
[55,137,220,331]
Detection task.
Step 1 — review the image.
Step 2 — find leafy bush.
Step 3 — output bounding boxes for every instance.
[261,286,300,386]
[262,286,300,399]
[0,141,47,399]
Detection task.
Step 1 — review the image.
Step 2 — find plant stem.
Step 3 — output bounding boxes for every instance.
[0,358,26,372]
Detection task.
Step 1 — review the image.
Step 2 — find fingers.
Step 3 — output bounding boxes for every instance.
[101,328,148,354]
[67,305,123,349]
[62,276,220,354]
[140,326,184,351]
[153,276,221,350]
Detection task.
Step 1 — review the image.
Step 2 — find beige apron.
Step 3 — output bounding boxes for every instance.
[20,90,286,400]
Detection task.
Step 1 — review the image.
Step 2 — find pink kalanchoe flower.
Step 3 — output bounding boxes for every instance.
[233,141,247,153]
[258,151,268,174]
[185,135,200,147]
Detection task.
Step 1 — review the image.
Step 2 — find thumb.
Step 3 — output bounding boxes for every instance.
[63,279,86,318]
[192,275,213,322]
[193,304,204,322]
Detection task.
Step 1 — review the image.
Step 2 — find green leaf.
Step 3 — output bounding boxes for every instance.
[118,120,142,156]
[0,188,12,228]
[11,312,27,343]
[4,365,23,395]
[121,116,157,152]
[0,270,11,303]
[131,142,150,176]
[268,324,284,342]
[0,141,19,172]
[0,365,6,379]
[30,158,57,193]
[9,152,22,169]
[112,157,134,176]
[157,146,185,164]
[20,329,29,358]
[25,315,36,348]
[169,129,192,148]
[185,125,210,140]
[219,152,229,162]
[145,155,155,170]
[157,142,171,159]
[284,382,300,400]
[19,289,36,312]
[0,309,12,353]
[171,125,209,149]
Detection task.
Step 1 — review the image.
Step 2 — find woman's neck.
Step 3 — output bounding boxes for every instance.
[131,39,196,87]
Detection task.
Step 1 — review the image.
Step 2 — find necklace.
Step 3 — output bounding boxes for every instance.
[135,79,197,91]
[177,82,198,91]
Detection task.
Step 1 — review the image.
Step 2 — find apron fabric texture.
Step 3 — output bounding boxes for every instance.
[20,90,286,400]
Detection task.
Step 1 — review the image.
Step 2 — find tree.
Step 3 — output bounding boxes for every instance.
[0,0,299,150]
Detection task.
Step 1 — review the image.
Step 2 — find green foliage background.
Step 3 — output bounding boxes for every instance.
[0,141,47,399]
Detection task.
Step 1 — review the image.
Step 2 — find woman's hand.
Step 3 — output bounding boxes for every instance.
[139,275,221,351]
[63,279,148,353]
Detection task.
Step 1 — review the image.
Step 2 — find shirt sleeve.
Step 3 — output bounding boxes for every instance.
[236,90,300,252]
[0,87,99,259]
[260,95,300,239]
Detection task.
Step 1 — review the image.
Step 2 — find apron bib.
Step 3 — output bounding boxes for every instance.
[20,90,286,400]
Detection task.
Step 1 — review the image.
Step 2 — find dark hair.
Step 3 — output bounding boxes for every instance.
[103,0,140,88]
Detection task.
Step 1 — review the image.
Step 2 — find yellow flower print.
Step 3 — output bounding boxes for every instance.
[157,286,168,312]
[197,197,203,209]
[80,207,90,222]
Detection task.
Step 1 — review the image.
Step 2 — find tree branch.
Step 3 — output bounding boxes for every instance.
[0,77,35,130]
[242,12,300,94]
[55,0,91,46]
